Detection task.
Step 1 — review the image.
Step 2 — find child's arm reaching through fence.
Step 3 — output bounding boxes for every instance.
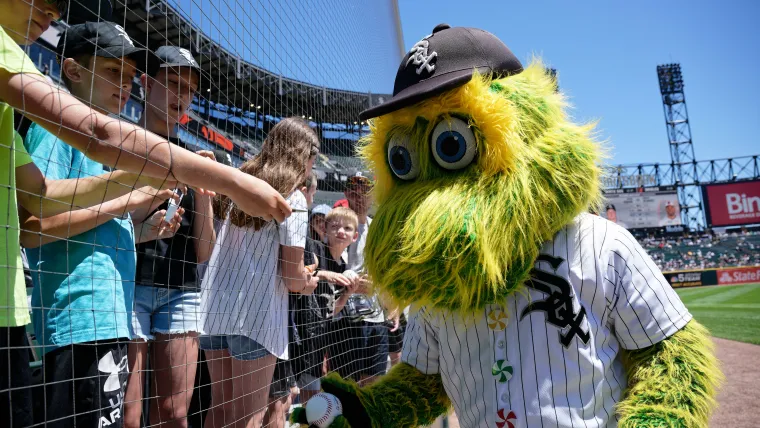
[0,71,290,222]
[19,186,179,248]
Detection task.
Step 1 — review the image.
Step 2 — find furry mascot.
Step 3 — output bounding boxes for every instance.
[293,23,721,427]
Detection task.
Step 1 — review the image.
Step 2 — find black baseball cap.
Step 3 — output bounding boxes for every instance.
[359,23,523,121]
[57,21,160,76]
[153,45,208,90]
[155,46,201,71]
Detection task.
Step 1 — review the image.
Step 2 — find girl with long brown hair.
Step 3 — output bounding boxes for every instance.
[199,117,320,428]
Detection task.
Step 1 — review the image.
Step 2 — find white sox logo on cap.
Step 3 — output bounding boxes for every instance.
[178,47,199,67]
[405,36,437,75]
[113,24,134,47]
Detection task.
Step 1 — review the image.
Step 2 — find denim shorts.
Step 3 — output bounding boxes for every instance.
[297,373,321,391]
[198,334,271,361]
[132,285,201,340]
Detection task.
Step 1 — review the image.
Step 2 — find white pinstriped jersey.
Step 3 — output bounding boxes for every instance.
[402,213,691,428]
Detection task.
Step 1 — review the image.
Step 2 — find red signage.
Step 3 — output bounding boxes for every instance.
[702,180,760,227]
[717,266,760,286]
[178,114,234,151]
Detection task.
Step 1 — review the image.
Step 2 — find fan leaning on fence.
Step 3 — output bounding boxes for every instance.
[199,117,321,428]
[0,0,290,425]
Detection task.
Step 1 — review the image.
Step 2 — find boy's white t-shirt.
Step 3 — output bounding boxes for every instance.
[200,191,307,359]
[346,218,385,323]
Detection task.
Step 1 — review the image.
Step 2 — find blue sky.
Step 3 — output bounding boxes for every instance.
[398,0,759,166]
[169,0,402,96]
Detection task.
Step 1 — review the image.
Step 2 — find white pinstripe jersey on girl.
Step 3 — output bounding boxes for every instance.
[402,213,692,428]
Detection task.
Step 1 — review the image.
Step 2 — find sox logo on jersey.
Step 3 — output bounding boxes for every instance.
[402,213,692,427]
[522,254,590,348]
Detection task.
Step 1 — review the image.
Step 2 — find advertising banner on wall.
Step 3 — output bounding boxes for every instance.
[664,269,718,288]
[717,266,760,286]
[602,186,681,229]
[702,180,760,227]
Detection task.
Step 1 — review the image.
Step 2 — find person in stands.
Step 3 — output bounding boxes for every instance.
[263,170,322,427]
[0,5,180,423]
[200,117,320,428]
[125,45,217,428]
[20,22,182,427]
[328,174,390,385]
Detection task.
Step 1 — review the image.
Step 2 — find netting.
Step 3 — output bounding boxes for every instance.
[1,0,404,426]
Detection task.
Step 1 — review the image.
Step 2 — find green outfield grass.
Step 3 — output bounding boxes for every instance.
[675,283,760,345]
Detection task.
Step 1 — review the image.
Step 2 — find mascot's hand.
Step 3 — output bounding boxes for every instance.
[290,373,371,428]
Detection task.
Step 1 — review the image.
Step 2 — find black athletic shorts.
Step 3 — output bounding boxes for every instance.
[327,318,388,382]
[43,339,129,428]
[0,326,34,427]
[269,357,296,398]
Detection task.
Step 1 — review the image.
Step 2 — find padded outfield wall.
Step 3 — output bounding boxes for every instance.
[664,266,760,288]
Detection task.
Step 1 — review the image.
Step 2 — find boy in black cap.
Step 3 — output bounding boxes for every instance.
[0,2,287,421]
[21,22,182,428]
[0,3,179,425]
[125,45,216,428]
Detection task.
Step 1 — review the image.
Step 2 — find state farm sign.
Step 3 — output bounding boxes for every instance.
[717,266,760,285]
[702,180,760,227]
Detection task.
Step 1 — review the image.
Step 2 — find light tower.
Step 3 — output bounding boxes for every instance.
[657,63,704,231]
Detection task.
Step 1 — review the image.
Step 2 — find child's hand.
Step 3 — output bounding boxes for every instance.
[299,274,319,295]
[354,274,372,295]
[321,271,352,288]
[135,208,184,243]
[128,186,180,211]
[388,312,400,333]
[229,173,291,223]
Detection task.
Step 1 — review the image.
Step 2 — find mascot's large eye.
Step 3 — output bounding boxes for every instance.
[387,135,420,180]
[430,117,477,170]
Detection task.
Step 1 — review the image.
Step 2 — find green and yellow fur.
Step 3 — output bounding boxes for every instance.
[293,62,721,427]
[360,62,603,312]
[618,320,723,427]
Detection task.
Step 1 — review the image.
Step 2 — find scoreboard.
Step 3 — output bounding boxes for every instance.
[601,186,681,230]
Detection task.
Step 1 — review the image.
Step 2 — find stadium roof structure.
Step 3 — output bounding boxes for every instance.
[113,0,391,126]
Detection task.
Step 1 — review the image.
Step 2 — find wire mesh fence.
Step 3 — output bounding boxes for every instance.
[1,0,404,426]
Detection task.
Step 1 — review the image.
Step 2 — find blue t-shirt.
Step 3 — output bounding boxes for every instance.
[24,123,136,354]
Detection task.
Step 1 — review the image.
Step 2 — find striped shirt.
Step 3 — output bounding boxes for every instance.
[402,213,691,428]
[200,191,307,359]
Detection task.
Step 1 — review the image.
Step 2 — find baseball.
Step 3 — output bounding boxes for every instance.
[305,392,343,428]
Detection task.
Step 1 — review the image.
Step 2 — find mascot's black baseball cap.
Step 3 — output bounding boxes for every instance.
[359,23,523,120]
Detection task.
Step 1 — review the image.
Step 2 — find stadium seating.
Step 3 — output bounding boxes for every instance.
[642,231,760,272]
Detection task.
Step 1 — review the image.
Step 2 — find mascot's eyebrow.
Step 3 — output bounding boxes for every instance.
[415,116,430,130]
[385,117,430,145]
